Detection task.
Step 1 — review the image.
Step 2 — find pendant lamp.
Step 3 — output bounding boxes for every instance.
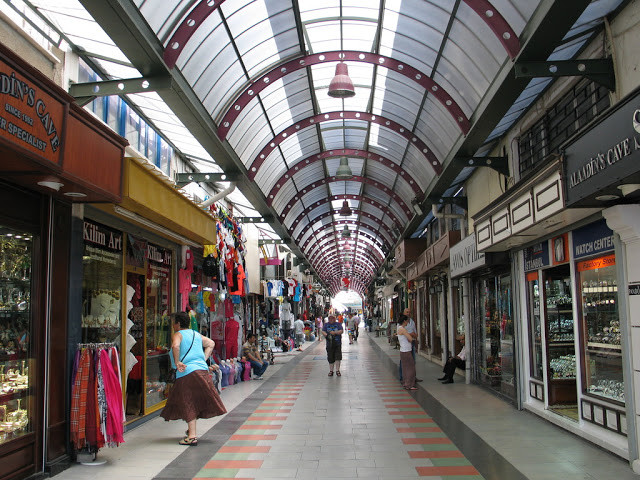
[341,225,351,238]
[339,200,352,216]
[335,157,353,179]
[328,63,356,98]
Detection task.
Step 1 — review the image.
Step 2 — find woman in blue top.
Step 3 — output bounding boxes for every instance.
[161,312,226,445]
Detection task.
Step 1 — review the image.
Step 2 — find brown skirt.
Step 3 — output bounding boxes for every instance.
[400,351,416,388]
[160,369,227,422]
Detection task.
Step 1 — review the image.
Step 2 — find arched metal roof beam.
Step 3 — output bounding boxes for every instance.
[216,51,473,140]
[247,111,442,180]
[302,218,393,253]
[303,231,385,264]
[304,231,385,263]
[279,175,412,222]
[266,149,423,204]
[289,197,401,233]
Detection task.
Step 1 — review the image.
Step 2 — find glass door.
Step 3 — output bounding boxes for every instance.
[544,264,577,416]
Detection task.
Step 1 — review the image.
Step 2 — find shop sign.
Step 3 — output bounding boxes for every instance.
[0,62,63,164]
[147,243,172,266]
[83,220,122,252]
[564,90,640,205]
[450,234,486,278]
[523,241,550,272]
[629,284,640,295]
[572,219,615,259]
[576,254,616,272]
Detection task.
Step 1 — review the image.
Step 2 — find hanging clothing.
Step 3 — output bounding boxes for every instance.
[225,319,240,359]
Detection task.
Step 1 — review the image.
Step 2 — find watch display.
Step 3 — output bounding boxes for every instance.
[578,257,624,404]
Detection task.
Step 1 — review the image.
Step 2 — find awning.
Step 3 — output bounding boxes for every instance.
[94,156,216,247]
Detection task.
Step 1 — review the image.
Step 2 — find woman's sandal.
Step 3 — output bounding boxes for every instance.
[336,371,341,376]
[179,437,198,446]
[328,371,334,376]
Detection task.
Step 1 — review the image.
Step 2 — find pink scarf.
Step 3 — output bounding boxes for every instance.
[99,349,125,445]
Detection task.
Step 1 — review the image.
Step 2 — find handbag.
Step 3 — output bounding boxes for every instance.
[167,331,197,383]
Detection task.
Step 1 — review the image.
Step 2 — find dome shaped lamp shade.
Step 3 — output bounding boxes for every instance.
[341,225,351,238]
[328,62,355,98]
[335,157,353,179]
[339,200,352,216]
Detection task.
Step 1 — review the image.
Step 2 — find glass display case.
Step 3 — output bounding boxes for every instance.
[526,272,543,380]
[0,229,33,445]
[544,264,577,406]
[577,254,623,404]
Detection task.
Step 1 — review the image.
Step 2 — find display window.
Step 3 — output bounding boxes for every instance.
[81,221,123,344]
[577,254,623,404]
[543,264,577,414]
[145,244,172,410]
[477,274,515,399]
[526,272,543,380]
[0,228,33,445]
[452,282,465,356]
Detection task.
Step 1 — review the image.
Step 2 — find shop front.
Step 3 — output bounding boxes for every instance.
[0,44,126,480]
[419,231,460,364]
[79,154,217,427]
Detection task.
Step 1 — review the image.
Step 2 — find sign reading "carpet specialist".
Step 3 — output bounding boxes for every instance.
[564,91,640,206]
[0,62,63,165]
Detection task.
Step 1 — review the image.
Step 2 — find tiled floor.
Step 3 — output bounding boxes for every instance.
[52,333,639,480]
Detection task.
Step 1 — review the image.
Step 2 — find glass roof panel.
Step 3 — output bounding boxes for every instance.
[305,19,341,53]
[298,0,339,23]
[134,0,190,42]
[340,19,377,52]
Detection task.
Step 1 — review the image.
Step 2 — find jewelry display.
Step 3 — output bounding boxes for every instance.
[0,230,33,445]
[580,262,623,404]
[550,354,576,379]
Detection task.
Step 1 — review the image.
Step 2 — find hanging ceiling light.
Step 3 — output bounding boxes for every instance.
[328,62,355,98]
[339,200,352,216]
[335,157,353,179]
[341,225,351,238]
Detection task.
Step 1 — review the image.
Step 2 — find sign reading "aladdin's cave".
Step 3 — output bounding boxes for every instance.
[564,91,640,206]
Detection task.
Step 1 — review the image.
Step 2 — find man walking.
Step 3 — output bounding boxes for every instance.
[322,315,343,376]
[294,316,305,351]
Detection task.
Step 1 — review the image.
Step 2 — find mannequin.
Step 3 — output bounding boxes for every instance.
[242,357,251,381]
[224,317,240,359]
[280,300,292,340]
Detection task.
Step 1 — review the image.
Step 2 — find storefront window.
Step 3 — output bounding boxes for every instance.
[452,282,465,356]
[0,228,33,445]
[544,264,577,409]
[577,255,623,403]
[82,221,123,344]
[145,244,172,410]
[526,272,543,379]
[478,274,515,399]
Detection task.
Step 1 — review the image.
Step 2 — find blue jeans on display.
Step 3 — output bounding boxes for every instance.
[250,359,268,377]
[399,344,416,381]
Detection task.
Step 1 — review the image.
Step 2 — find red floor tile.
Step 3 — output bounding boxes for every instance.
[416,465,479,476]
[409,450,463,458]
[397,427,441,433]
[388,411,428,415]
[393,418,436,423]
[255,409,291,413]
[248,416,286,421]
[204,460,263,468]
[230,434,278,440]
[239,424,282,430]
[219,446,271,453]
[403,438,452,444]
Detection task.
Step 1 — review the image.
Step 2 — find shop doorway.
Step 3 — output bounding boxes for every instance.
[543,264,578,419]
[125,271,146,420]
[418,286,429,352]
[430,291,442,359]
